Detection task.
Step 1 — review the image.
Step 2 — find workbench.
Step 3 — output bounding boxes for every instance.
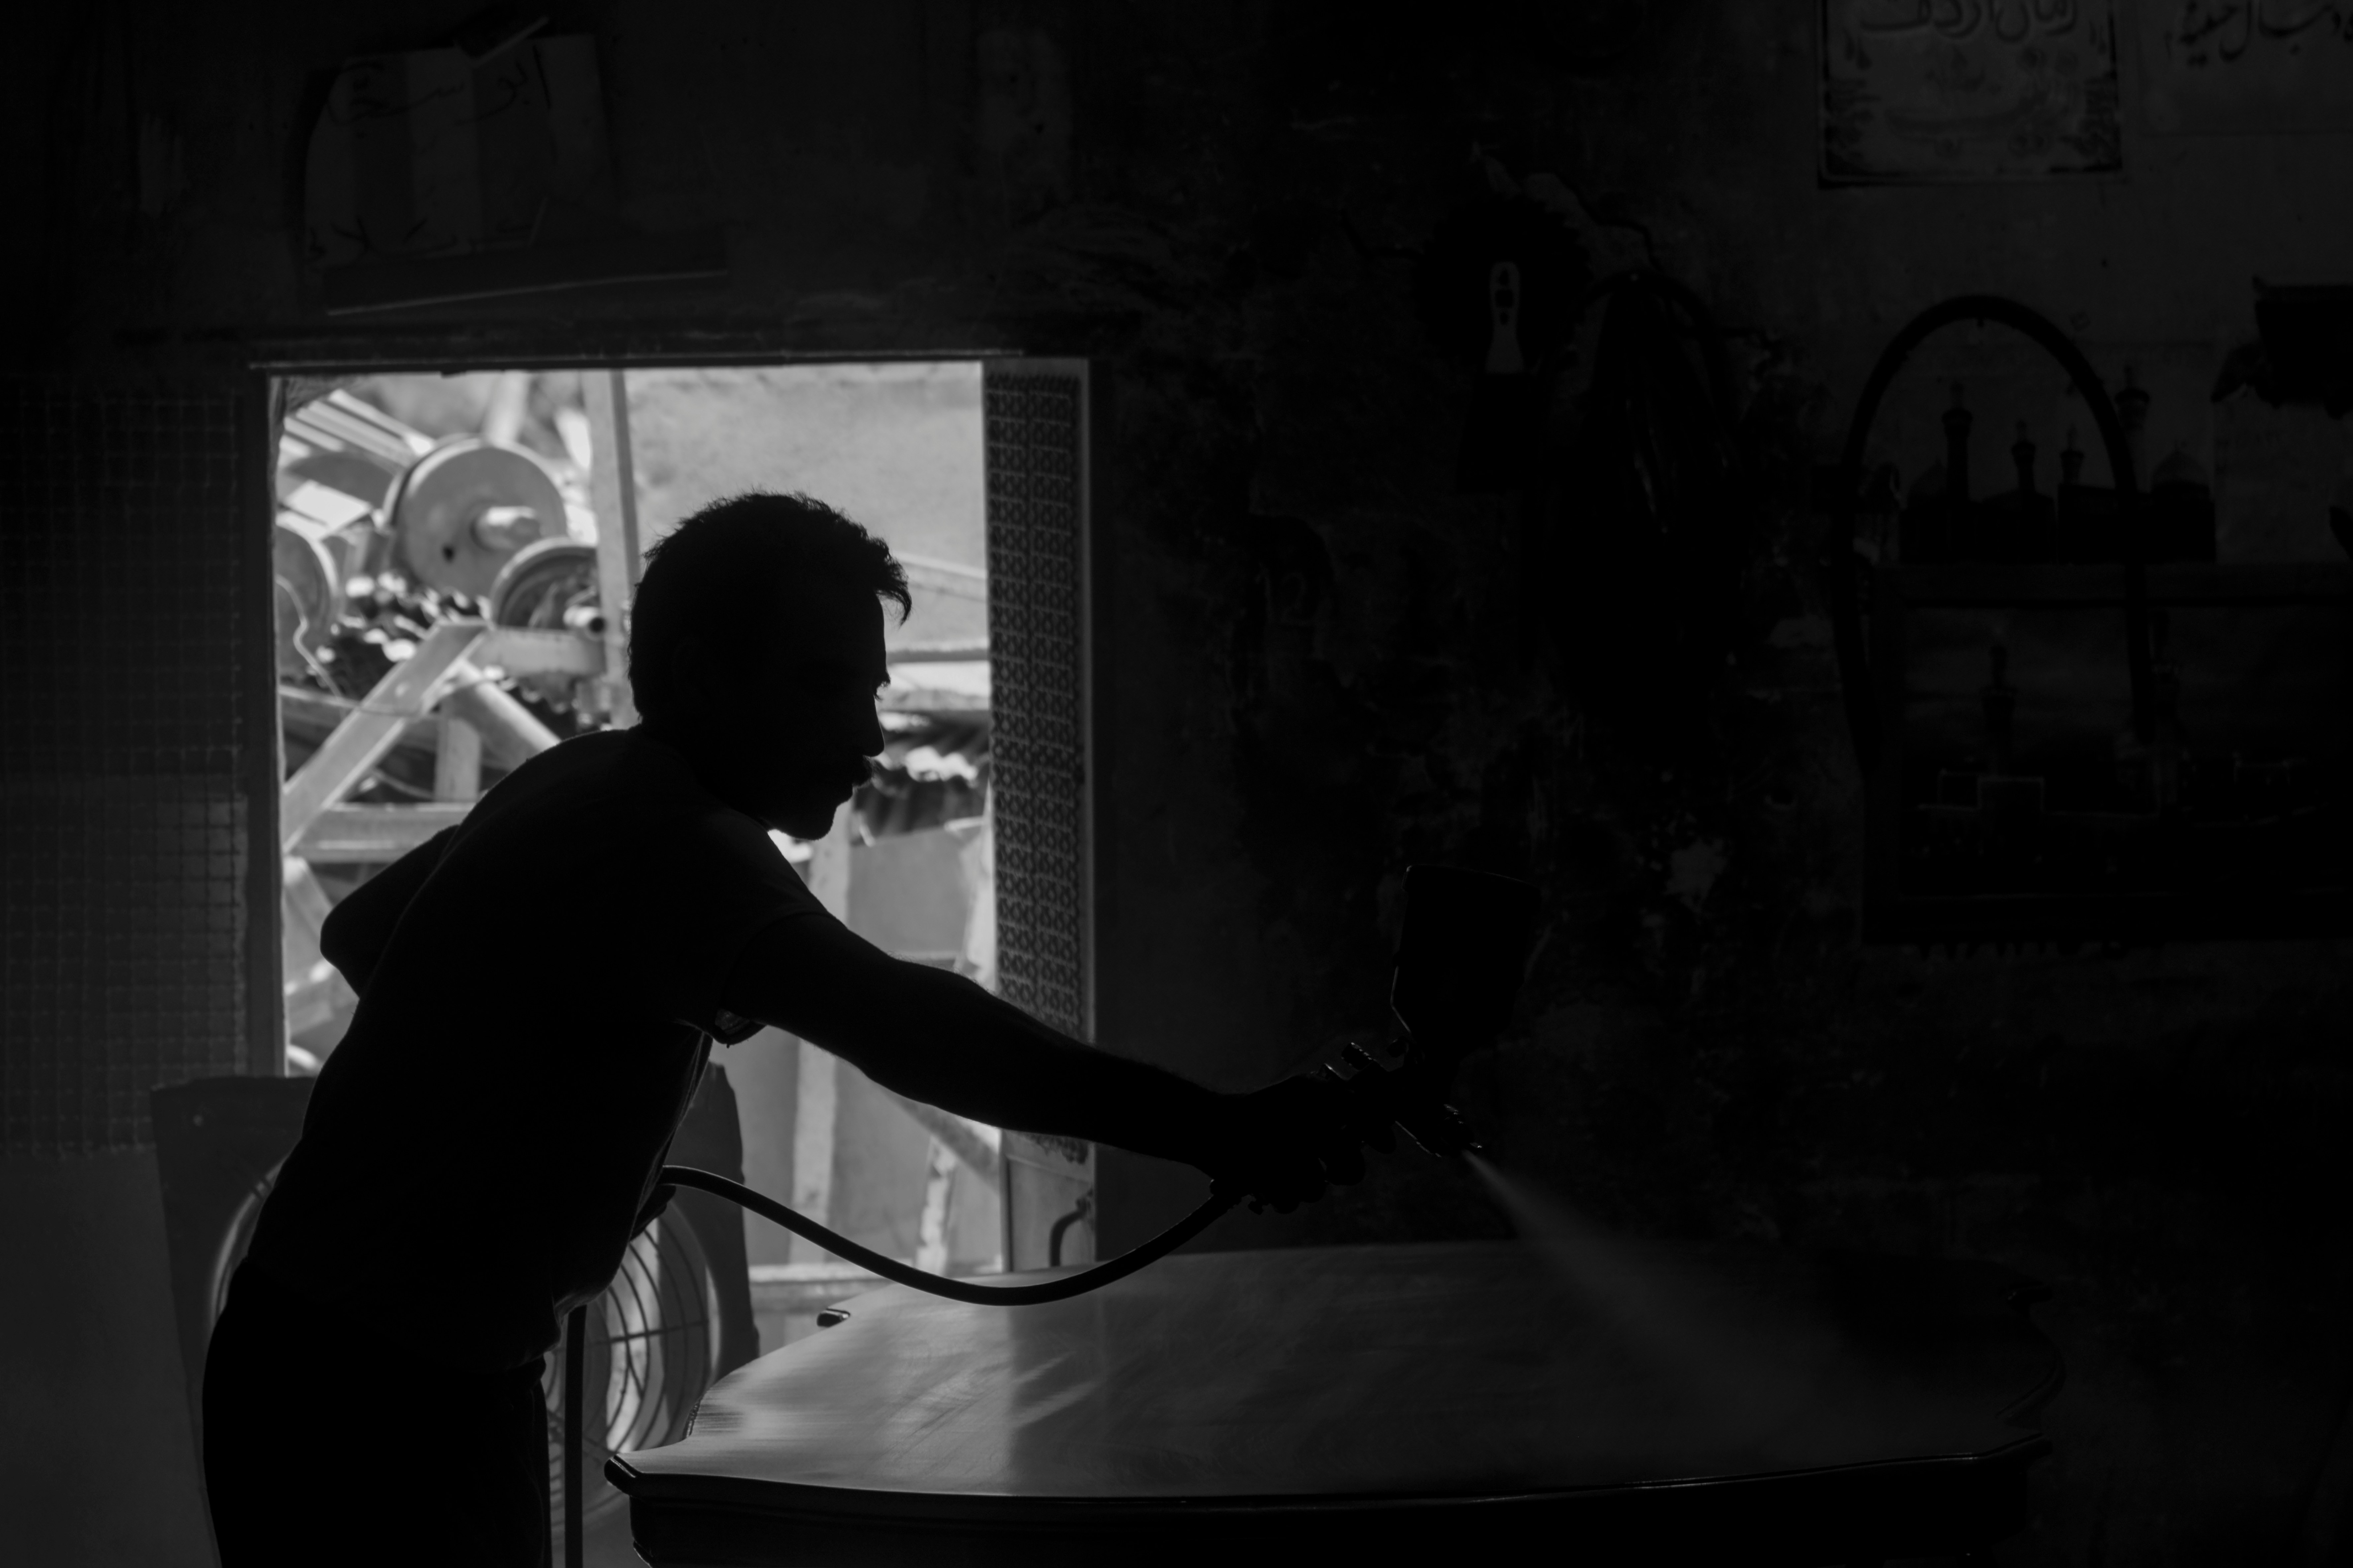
[608,1239,2060,1565]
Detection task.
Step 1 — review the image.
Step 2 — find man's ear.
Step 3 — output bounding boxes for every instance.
[670,633,726,718]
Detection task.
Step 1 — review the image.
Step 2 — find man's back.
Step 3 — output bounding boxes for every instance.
[203,492,1351,1568]
[245,729,817,1372]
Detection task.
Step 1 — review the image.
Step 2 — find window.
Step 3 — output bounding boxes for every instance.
[266,357,1098,1315]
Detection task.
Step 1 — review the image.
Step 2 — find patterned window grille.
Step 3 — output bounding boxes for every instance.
[1,380,275,1157]
[983,361,1098,1268]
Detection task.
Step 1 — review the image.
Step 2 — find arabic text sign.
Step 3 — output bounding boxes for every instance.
[1822,0,2125,181]
[2136,1,2353,133]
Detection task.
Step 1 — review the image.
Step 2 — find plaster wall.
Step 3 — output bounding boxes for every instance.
[0,1156,217,1568]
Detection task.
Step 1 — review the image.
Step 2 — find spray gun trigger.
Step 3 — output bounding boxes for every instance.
[1316,1044,1399,1156]
[1338,1045,1402,1154]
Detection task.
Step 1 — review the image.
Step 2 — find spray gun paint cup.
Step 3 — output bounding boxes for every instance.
[1340,865,1542,1160]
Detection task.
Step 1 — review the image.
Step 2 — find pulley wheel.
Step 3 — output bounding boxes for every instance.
[273,520,341,673]
[489,539,603,713]
[389,438,567,599]
[489,539,601,631]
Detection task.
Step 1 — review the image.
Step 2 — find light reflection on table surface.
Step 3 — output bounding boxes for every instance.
[612,1239,2057,1504]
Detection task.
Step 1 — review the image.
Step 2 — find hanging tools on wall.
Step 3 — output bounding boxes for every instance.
[1537,271,1748,747]
[1413,194,1592,494]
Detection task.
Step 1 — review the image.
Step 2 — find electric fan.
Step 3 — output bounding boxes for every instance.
[540,1205,726,1532]
[206,1165,727,1535]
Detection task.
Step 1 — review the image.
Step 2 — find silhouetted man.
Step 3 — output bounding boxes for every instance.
[203,492,1360,1566]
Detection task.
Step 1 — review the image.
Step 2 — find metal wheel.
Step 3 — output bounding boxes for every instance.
[488,538,604,716]
[488,538,600,631]
[389,438,568,599]
[273,524,341,675]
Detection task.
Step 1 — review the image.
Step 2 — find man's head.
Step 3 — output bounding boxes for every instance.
[628,492,910,837]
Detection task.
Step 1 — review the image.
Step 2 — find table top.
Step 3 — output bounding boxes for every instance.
[612,1239,2058,1519]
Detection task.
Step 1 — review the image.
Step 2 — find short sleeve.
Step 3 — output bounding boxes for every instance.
[708,1005,764,1047]
[635,804,830,1039]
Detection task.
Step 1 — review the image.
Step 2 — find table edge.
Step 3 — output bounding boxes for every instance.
[608,1432,2054,1525]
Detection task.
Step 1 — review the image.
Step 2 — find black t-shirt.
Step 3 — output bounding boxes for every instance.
[245,730,822,1372]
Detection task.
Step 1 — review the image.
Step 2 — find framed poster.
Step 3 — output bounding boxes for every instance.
[1821,1,2125,182]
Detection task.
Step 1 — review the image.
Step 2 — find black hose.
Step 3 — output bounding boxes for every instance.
[571,1171,1229,1563]
[566,1170,1235,1559]
[1826,295,2148,771]
[659,1164,1241,1307]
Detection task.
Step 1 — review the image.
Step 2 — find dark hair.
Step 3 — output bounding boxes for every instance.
[627,491,910,721]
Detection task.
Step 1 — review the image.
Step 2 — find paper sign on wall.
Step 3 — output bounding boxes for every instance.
[1821,0,2126,182]
[2135,1,2353,134]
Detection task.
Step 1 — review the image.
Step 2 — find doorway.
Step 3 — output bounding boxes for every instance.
[263,354,1098,1545]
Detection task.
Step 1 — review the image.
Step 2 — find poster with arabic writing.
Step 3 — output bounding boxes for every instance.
[1821,1,2124,182]
[2135,2,2353,133]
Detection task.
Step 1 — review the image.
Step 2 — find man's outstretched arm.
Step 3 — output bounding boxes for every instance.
[718,913,1357,1198]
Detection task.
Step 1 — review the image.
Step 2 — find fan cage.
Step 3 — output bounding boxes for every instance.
[543,1210,723,1530]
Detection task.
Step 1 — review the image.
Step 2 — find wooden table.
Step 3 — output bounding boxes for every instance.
[609,1240,2061,1566]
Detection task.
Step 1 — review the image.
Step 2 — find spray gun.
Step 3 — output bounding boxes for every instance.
[1319,864,1544,1163]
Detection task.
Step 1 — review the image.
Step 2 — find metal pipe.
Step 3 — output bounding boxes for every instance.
[438,661,561,770]
[563,1303,585,1568]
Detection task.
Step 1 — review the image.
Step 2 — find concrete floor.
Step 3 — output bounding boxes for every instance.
[564,1504,645,1568]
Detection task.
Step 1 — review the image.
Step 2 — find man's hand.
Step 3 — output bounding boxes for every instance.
[1194,1075,1370,1214]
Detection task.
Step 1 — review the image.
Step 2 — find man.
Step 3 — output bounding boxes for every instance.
[204,492,1362,1565]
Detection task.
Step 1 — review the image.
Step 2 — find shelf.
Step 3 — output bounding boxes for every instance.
[1883,562,2353,607]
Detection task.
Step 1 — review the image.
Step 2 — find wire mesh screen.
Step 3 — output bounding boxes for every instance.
[983,366,1090,1040]
[0,381,260,1155]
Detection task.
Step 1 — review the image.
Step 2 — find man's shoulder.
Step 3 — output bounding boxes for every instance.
[474,730,775,861]
[490,728,692,807]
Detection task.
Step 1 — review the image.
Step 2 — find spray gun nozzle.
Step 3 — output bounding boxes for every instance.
[1325,865,1540,1173]
[1325,1038,1484,1163]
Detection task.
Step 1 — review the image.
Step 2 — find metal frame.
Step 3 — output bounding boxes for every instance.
[981,357,1101,1270]
[582,368,643,723]
[245,374,292,1077]
[250,335,1099,1152]
[247,334,1101,1568]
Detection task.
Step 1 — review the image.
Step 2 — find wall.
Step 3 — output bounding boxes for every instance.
[7,2,2353,1563]
[0,1156,217,1568]
[1080,9,2353,1563]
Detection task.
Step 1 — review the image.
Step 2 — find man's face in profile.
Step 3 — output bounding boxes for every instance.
[671,579,889,839]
